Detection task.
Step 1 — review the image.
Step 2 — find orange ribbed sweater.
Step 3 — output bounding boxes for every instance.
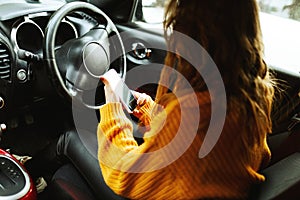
[97,91,270,200]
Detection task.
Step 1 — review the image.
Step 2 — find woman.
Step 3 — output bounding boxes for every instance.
[98,0,275,199]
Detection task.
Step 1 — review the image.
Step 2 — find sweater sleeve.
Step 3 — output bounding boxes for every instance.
[98,102,138,152]
[134,97,156,127]
[97,100,182,199]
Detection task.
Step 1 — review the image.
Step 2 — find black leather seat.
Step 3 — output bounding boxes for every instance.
[249,127,300,199]
[51,129,126,200]
[250,152,300,199]
[41,164,96,200]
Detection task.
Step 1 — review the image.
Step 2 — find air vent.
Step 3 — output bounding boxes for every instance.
[0,42,11,81]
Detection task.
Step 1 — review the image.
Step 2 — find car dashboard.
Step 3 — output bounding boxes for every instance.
[0,1,101,127]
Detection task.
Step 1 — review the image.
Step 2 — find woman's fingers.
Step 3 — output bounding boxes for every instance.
[137,93,149,106]
[100,76,108,85]
[132,91,152,106]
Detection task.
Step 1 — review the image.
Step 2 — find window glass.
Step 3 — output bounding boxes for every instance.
[257,0,300,73]
[139,0,166,24]
[139,0,300,23]
[137,0,300,73]
[258,0,300,21]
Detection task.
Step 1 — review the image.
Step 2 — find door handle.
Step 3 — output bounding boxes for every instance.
[131,42,151,59]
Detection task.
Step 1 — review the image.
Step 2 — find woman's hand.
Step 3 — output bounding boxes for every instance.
[100,77,119,104]
[134,92,152,106]
[132,91,153,118]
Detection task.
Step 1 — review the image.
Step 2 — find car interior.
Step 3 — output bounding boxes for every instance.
[0,0,299,199]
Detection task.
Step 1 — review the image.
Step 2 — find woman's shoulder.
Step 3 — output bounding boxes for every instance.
[159,90,211,110]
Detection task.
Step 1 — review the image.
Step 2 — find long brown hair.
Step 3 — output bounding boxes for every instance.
[157,0,275,135]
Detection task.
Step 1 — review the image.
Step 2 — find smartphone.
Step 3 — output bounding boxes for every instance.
[101,69,137,113]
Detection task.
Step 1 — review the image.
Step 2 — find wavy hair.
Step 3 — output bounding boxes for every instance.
[157,0,275,137]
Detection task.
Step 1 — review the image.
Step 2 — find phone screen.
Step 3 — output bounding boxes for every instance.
[101,69,137,113]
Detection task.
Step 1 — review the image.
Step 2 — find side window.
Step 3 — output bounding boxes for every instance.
[257,0,300,73]
[135,0,300,23]
[258,0,300,21]
[135,0,167,24]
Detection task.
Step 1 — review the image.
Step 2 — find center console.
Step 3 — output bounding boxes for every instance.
[0,149,37,200]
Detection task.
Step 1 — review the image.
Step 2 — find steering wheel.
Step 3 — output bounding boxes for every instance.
[43,2,126,109]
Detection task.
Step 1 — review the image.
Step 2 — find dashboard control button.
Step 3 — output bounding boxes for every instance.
[16,69,27,82]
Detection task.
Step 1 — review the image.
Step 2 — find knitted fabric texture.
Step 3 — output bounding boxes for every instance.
[97,91,270,200]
